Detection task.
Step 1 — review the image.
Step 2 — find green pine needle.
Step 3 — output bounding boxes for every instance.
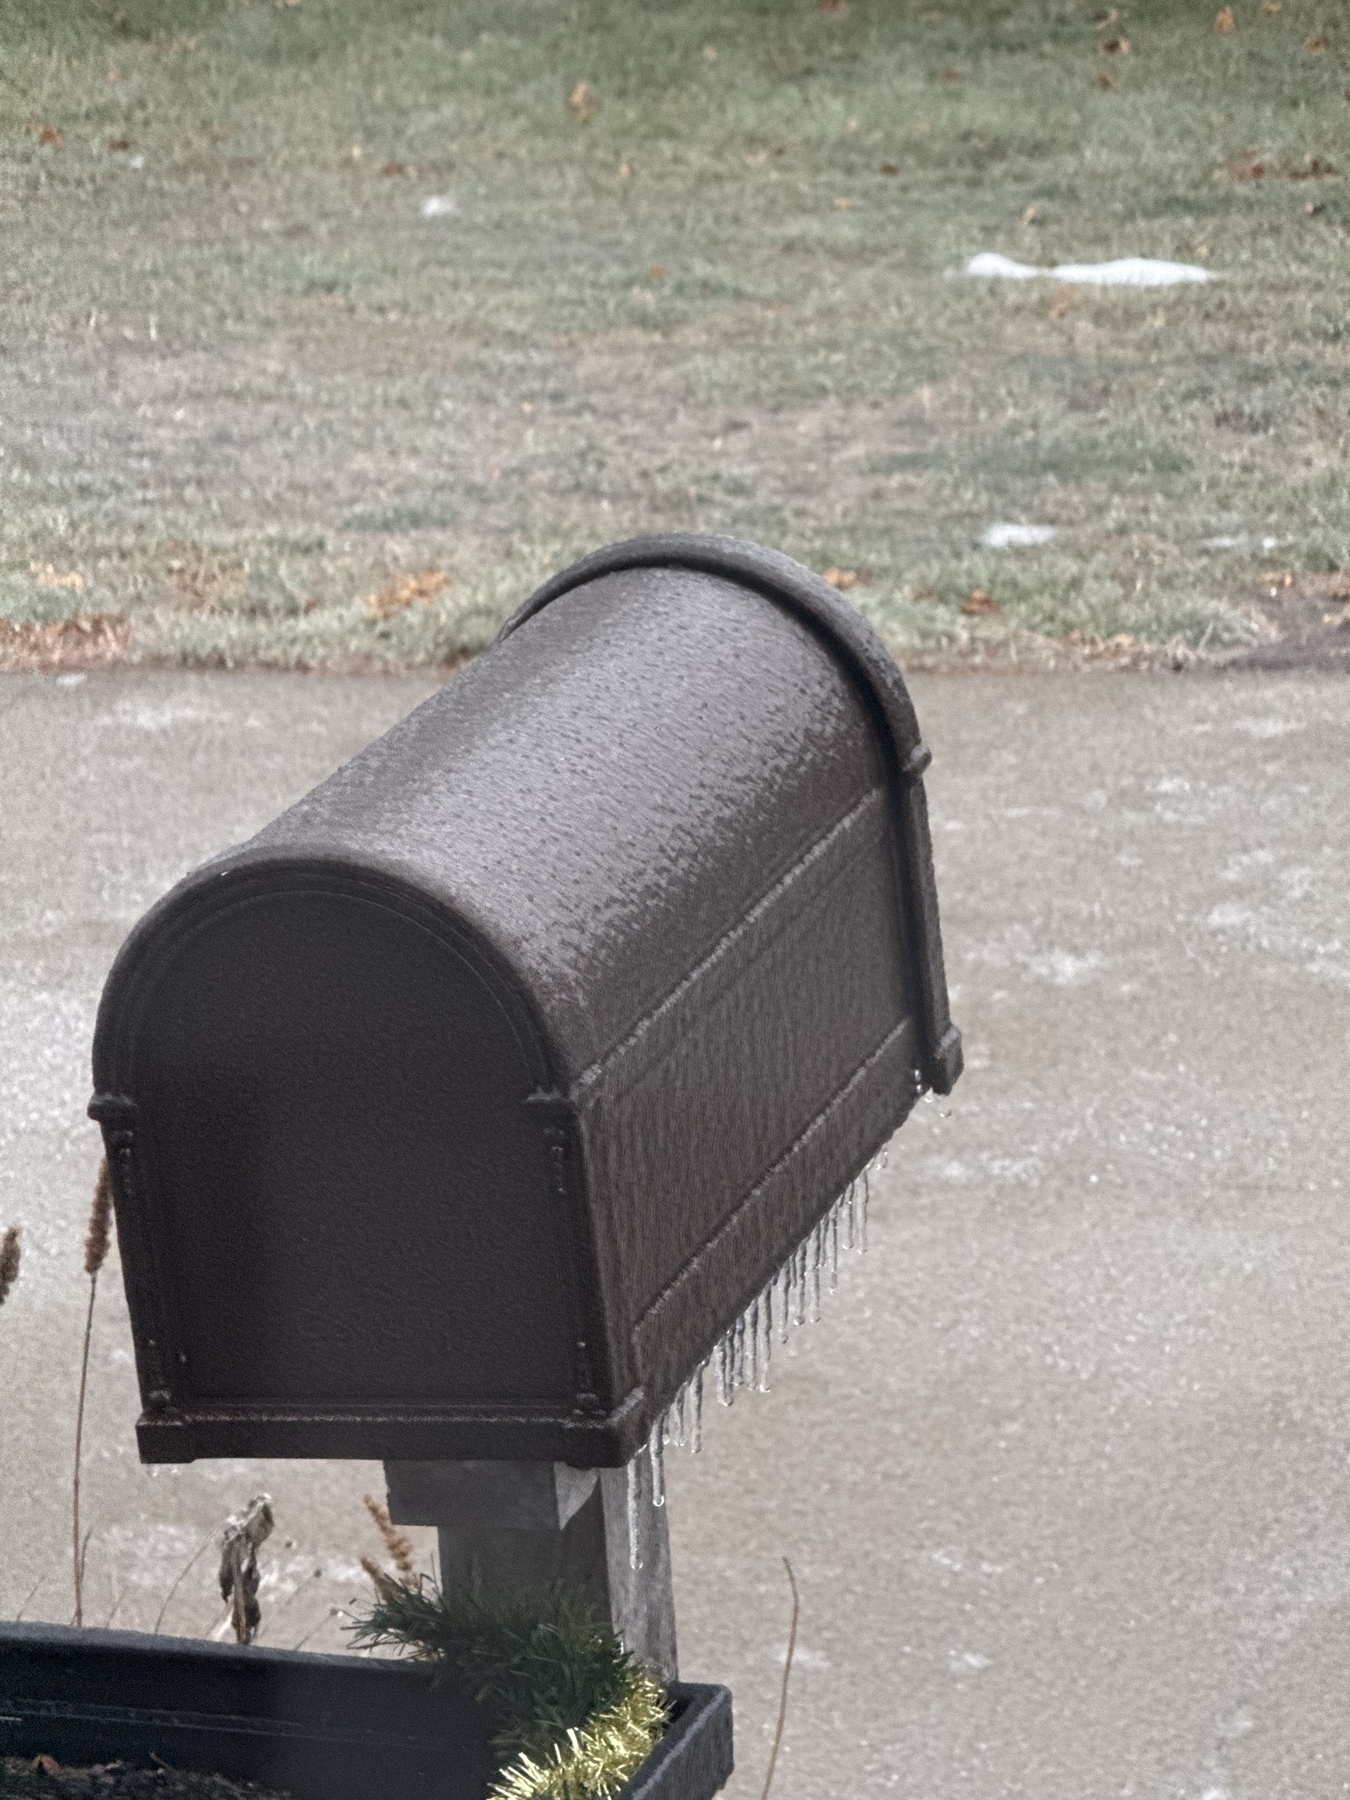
[345,1577,659,1771]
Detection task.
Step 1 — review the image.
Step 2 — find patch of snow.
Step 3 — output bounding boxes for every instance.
[420,194,456,218]
[980,522,1057,549]
[966,252,1214,287]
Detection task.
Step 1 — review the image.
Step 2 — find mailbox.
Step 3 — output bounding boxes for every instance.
[90,533,961,1470]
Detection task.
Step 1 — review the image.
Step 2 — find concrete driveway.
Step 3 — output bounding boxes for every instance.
[1,666,1346,1799]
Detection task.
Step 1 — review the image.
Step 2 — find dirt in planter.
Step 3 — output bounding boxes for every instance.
[0,1755,290,1800]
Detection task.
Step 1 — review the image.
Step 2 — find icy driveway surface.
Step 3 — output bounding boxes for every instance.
[1,666,1347,1799]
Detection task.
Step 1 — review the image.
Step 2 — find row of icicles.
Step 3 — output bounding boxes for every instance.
[626,1149,888,1560]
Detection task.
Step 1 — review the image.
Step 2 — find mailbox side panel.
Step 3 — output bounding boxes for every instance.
[581,784,918,1421]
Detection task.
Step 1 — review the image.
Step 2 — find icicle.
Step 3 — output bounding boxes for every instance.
[778,1260,792,1343]
[626,1457,642,1570]
[829,1197,840,1290]
[809,1221,823,1322]
[861,1169,870,1251]
[733,1309,747,1391]
[748,1296,760,1392]
[794,1244,807,1328]
[648,1419,667,1508]
[672,1380,688,1449]
[692,1362,705,1453]
[757,1283,772,1391]
[881,1146,889,1172]
[844,1180,857,1251]
[717,1330,734,1407]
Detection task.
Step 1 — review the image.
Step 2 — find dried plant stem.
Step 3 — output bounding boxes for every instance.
[71,1272,99,1627]
[152,1530,215,1635]
[760,1558,799,1800]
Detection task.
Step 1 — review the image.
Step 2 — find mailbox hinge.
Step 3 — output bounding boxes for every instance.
[87,1091,178,1414]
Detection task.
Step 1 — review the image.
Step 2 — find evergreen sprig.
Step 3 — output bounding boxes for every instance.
[345,1577,658,1770]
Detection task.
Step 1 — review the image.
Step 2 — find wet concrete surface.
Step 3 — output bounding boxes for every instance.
[1,665,1347,1799]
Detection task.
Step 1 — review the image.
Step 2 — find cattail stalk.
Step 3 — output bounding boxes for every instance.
[363,1492,418,1586]
[73,1159,113,1627]
[0,1225,20,1306]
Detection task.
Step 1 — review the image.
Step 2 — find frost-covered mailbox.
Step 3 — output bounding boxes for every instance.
[90,534,960,1478]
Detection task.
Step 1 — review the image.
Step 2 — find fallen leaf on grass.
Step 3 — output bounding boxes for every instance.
[703,44,718,60]
[1227,150,1266,181]
[818,0,850,13]
[1102,36,1129,53]
[568,82,596,122]
[1306,35,1328,54]
[109,137,133,151]
[648,262,667,281]
[38,125,62,147]
[833,195,856,209]
[1093,7,1120,24]
[1261,1,1281,11]
[382,161,418,177]
[1095,69,1118,89]
[961,589,1001,616]
[362,569,449,622]
[1288,156,1337,178]
[107,67,122,81]
[821,567,870,590]
[880,161,900,174]
[30,561,85,590]
[1215,7,1234,33]
[940,67,961,82]
[0,614,129,672]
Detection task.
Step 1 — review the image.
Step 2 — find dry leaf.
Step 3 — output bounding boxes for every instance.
[382,161,417,176]
[109,136,132,151]
[275,0,302,9]
[0,614,129,672]
[106,67,122,81]
[879,161,900,175]
[821,567,867,590]
[910,586,938,604]
[1306,34,1327,53]
[1214,7,1234,33]
[940,67,961,82]
[703,44,718,60]
[1095,69,1118,89]
[1103,36,1129,54]
[818,0,850,13]
[961,589,1001,616]
[362,569,449,622]
[568,81,596,122]
[1228,150,1266,181]
[1261,1,1281,11]
[648,262,667,281]
[1021,202,1039,223]
[833,195,856,209]
[1093,8,1121,25]
[30,561,85,590]
[38,125,62,147]
[618,160,632,177]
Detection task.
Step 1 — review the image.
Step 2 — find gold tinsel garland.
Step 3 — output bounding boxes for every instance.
[489,1667,669,1800]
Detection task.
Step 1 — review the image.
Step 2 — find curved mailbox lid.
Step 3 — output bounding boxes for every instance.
[498,533,963,1095]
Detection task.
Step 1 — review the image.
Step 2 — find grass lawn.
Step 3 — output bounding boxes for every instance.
[1,0,1348,671]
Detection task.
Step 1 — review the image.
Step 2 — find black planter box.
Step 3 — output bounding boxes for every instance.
[0,1625,732,1800]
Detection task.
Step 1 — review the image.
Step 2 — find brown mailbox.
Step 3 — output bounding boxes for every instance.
[90,534,961,1468]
